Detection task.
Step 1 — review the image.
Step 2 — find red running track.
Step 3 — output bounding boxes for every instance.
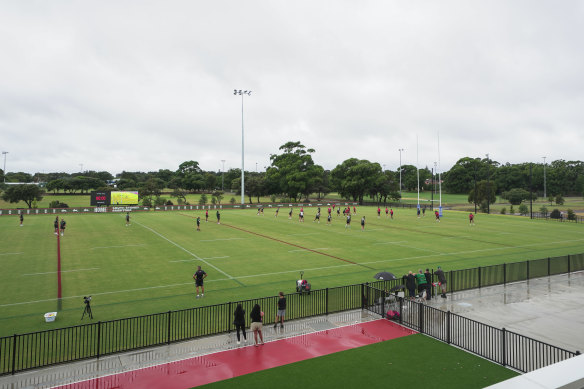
[59,320,416,389]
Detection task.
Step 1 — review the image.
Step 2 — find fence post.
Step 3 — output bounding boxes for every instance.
[527,260,530,280]
[167,311,172,344]
[326,288,329,315]
[96,321,101,359]
[228,302,232,333]
[502,328,507,366]
[419,303,424,334]
[503,263,507,285]
[548,257,551,276]
[11,334,17,375]
[446,311,451,344]
[568,255,571,274]
[399,298,403,324]
[450,271,453,296]
[478,267,481,288]
[360,284,364,309]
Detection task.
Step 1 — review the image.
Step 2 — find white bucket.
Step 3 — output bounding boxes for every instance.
[44,312,57,323]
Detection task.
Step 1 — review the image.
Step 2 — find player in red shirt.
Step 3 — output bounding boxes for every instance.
[377,207,381,218]
[385,207,389,218]
[469,213,474,225]
[435,210,440,222]
[390,208,394,219]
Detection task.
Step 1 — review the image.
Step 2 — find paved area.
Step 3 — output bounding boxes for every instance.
[0,310,379,389]
[426,271,584,352]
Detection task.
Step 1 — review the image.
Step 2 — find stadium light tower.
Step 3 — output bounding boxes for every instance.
[234,89,252,205]
[221,160,226,191]
[486,153,490,214]
[542,156,547,199]
[2,151,8,183]
[398,148,404,197]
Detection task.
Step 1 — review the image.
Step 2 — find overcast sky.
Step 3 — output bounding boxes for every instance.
[1,1,583,176]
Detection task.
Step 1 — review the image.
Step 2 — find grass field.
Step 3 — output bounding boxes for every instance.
[200,334,519,389]
[1,205,584,336]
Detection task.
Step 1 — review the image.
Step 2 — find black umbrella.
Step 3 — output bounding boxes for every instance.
[373,272,397,281]
[389,284,406,293]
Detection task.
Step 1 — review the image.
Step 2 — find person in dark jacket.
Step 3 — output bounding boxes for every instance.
[415,270,427,300]
[424,268,432,300]
[435,266,447,298]
[233,304,247,345]
[250,304,264,346]
[404,271,416,300]
[274,292,286,328]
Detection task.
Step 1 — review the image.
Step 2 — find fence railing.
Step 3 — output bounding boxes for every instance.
[362,285,580,373]
[1,253,583,375]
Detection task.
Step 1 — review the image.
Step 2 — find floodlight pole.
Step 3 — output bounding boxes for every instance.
[486,153,490,214]
[234,89,252,205]
[1,151,7,183]
[221,160,226,191]
[542,156,547,200]
[398,148,404,198]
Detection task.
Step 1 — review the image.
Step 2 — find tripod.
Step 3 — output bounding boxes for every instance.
[81,302,93,319]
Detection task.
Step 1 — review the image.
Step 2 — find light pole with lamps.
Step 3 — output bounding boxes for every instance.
[2,151,8,183]
[221,160,226,191]
[486,153,490,214]
[542,156,547,200]
[398,148,404,198]
[234,89,252,205]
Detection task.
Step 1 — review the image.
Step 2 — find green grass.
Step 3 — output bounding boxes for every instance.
[200,334,519,389]
[1,206,584,336]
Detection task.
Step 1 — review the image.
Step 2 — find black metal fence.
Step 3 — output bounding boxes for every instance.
[362,285,580,373]
[1,254,583,375]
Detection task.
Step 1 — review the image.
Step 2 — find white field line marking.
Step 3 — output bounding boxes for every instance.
[200,238,245,242]
[133,220,234,280]
[23,268,100,276]
[373,241,408,245]
[288,233,320,236]
[288,248,331,253]
[169,256,230,263]
[0,252,23,256]
[91,244,146,250]
[4,237,584,308]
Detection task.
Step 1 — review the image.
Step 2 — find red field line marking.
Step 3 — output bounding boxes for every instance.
[59,319,416,389]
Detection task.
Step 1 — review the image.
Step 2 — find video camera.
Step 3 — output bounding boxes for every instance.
[83,296,92,305]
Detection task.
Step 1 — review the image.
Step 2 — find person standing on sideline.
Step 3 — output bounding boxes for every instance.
[54,217,59,235]
[250,304,264,346]
[288,207,293,219]
[60,219,66,236]
[274,292,286,328]
[424,268,432,300]
[377,207,381,218]
[233,304,247,345]
[205,209,209,222]
[275,208,279,217]
[327,212,332,225]
[345,213,351,229]
[125,212,130,226]
[337,207,340,217]
[417,207,421,218]
[422,207,426,217]
[469,213,474,225]
[435,266,447,298]
[19,213,23,227]
[196,217,201,231]
[385,207,389,218]
[193,265,207,298]
[390,208,394,219]
[361,216,366,231]
[404,271,416,300]
[435,210,440,222]
[216,210,221,224]
[415,269,428,300]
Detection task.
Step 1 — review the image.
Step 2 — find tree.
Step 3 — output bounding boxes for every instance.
[199,194,208,205]
[2,184,44,208]
[501,188,530,205]
[266,142,323,202]
[176,161,204,192]
[5,172,34,183]
[555,195,565,205]
[468,180,496,211]
[212,191,224,204]
[331,158,382,203]
[171,188,188,204]
[518,204,529,216]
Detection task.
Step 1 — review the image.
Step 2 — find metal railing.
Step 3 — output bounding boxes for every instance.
[362,285,580,373]
[1,254,583,375]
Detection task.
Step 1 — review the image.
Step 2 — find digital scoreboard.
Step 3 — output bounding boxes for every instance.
[90,191,111,206]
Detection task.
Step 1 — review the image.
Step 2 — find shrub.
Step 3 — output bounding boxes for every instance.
[550,209,561,219]
[211,196,217,205]
[509,205,514,214]
[479,200,489,213]
[165,200,173,206]
[270,194,277,203]
[49,200,69,208]
[567,209,576,221]
[154,196,166,206]
[230,197,236,205]
[142,197,152,207]
[539,206,548,217]
[199,194,208,205]
[500,207,506,215]
[518,204,529,215]
[555,195,565,205]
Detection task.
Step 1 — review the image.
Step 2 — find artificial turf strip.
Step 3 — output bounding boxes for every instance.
[198,334,519,389]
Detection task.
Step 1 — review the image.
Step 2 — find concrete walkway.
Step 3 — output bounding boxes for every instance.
[426,271,584,353]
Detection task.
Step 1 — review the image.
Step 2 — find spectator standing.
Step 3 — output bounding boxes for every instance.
[404,271,416,300]
[415,269,428,300]
[424,268,432,300]
[435,266,447,298]
[250,304,265,346]
[233,304,247,345]
[274,292,286,328]
[193,266,207,298]
[20,213,23,227]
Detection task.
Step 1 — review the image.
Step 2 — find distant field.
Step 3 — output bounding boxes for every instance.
[201,334,519,389]
[1,205,584,336]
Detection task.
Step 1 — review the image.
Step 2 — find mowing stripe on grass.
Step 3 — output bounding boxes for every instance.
[23,268,99,276]
[0,252,23,256]
[373,241,408,245]
[200,238,246,242]
[169,256,230,262]
[133,220,244,286]
[91,244,146,250]
[222,223,375,270]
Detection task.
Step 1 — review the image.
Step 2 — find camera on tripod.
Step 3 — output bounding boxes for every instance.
[81,296,93,320]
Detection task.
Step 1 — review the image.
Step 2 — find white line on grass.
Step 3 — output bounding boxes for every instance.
[288,233,320,236]
[373,241,408,245]
[23,268,100,276]
[200,238,245,242]
[288,248,330,253]
[0,252,23,256]
[169,256,230,263]
[91,244,146,250]
[133,220,235,280]
[4,237,583,308]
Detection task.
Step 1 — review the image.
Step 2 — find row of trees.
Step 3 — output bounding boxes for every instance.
[2,142,584,208]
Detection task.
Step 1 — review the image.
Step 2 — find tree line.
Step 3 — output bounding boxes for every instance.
[1,142,583,208]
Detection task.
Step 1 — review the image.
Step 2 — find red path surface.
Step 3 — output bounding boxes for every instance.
[59,320,415,389]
